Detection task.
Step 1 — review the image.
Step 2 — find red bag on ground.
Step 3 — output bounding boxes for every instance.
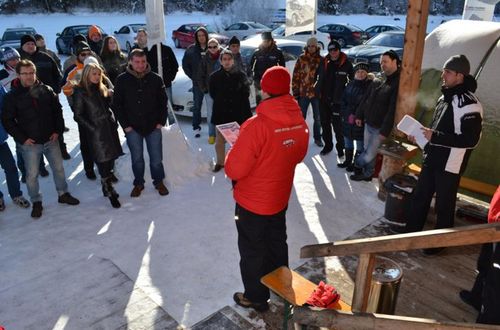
[305,281,341,309]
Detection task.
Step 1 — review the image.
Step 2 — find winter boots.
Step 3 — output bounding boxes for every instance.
[337,149,353,169]
[101,177,121,208]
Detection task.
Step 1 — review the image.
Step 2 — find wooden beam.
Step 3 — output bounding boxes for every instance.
[301,223,500,258]
[394,0,430,128]
[293,307,500,330]
[352,253,375,313]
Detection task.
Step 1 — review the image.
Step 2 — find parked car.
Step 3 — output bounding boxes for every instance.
[287,0,315,27]
[223,21,271,41]
[364,24,404,38]
[271,8,286,27]
[344,31,405,72]
[171,24,229,49]
[317,23,369,48]
[269,24,330,50]
[172,38,306,118]
[56,25,107,55]
[114,23,146,52]
[0,27,37,48]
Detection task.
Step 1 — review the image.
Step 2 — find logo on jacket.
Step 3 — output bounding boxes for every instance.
[283,139,295,147]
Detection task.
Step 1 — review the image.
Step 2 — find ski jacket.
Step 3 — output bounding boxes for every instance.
[317,52,353,105]
[225,94,309,215]
[19,48,62,94]
[423,75,483,175]
[341,78,372,141]
[248,43,285,85]
[292,49,322,99]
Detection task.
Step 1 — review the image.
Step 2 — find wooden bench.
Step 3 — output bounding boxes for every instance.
[261,266,351,330]
[408,163,497,197]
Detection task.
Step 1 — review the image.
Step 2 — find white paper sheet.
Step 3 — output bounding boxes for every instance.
[397,115,428,149]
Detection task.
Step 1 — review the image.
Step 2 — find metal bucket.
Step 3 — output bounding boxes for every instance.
[366,256,403,314]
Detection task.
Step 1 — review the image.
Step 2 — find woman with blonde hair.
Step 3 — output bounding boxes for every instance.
[73,63,123,208]
[100,36,127,84]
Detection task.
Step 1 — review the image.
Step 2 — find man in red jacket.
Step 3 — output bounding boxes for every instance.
[225,66,309,312]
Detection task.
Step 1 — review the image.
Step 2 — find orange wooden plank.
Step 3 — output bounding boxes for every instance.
[261,266,351,311]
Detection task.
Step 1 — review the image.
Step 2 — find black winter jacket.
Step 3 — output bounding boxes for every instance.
[147,44,179,88]
[112,65,168,136]
[248,43,285,85]
[101,52,127,84]
[2,79,64,144]
[73,85,123,163]
[199,49,221,93]
[317,52,353,106]
[19,49,62,94]
[209,67,252,126]
[355,69,400,137]
[341,78,372,141]
[182,27,209,86]
[423,75,483,175]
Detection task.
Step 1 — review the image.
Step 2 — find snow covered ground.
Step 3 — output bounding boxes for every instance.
[0,11,458,329]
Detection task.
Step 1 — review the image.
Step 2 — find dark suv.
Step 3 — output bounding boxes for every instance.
[317,23,369,48]
[0,27,37,49]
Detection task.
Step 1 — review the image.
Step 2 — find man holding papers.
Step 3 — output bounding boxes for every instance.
[401,55,483,255]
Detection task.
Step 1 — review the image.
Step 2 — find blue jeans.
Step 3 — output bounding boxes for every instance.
[0,142,22,199]
[298,97,321,141]
[125,129,165,186]
[204,93,216,137]
[344,137,364,154]
[20,140,68,203]
[16,145,46,178]
[353,124,382,177]
[192,84,204,130]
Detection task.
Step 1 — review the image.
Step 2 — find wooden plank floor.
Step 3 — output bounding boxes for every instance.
[295,214,482,324]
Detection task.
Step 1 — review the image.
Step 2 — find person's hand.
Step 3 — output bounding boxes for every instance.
[49,133,59,141]
[355,119,363,127]
[407,135,416,144]
[24,138,35,145]
[421,127,433,141]
[124,127,133,133]
[156,124,163,129]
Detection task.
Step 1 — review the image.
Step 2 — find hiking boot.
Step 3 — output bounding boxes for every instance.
[233,292,269,312]
[212,164,224,173]
[13,196,30,208]
[459,290,481,311]
[0,197,5,211]
[320,147,333,156]
[350,173,372,182]
[194,127,201,138]
[85,170,97,180]
[314,139,324,147]
[58,192,80,205]
[130,185,145,198]
[109,172,119,183]
[208,136,216,144]
[155,182,169,196]
[39,167,49,177]
[31,201,43,218]
[337,149,353,168]
[61,149,71,160]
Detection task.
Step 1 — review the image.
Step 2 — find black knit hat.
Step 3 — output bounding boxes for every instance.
[72,34,87,46]
[443,54,470,76]
[328,40,341,51]
[261,32,273,41]
[354,62,370,73]
[75,42,91,55]
[20,34,36,47]
[229,36,240,45]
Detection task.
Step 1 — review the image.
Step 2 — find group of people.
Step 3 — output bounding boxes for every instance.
[0,26,177,217]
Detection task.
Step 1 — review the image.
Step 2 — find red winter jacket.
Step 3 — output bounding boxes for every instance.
[225,94,309,215]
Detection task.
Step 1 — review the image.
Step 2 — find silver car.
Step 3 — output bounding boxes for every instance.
[223,21,271,41]
[172,38,306,118]
[113,23,146,52]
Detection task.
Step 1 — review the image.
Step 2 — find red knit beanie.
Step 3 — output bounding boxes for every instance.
[260,66,290,96]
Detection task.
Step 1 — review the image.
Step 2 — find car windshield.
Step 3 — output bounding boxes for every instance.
[347,24,364,32]
[75,26,90,35]
[272,25,285,37]
[204,25,217,34]
[366,33,404,48]
[131,25,145,33]
[248,22,269,29]
[2,30,34,41]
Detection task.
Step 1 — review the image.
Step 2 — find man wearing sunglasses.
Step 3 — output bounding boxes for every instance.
[317,40,353,156]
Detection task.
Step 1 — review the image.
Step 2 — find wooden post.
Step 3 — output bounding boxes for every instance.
[352,253,375,312]
[394,0,430,125]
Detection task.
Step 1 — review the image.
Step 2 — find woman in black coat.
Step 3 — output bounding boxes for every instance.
[73,63,123,208]
[338,62,373,171]
[100,36,127,84]
[209,49,252,172]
